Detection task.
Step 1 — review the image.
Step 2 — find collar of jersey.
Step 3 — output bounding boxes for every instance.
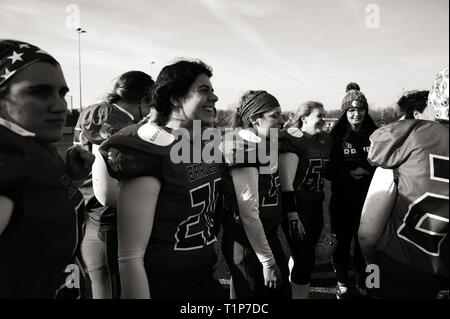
[0,118,36,137]
[112,103,134,121]
[302,131,319,141]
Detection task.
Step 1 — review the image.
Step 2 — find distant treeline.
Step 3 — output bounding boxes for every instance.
[325,107,402,126]
[65,106,402,128]
[216,106,402,128]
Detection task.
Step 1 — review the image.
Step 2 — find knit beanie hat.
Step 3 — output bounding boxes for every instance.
[341,83,368,114]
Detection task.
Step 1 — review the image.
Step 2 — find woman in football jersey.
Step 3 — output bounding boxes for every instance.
[359,68,449,299]
[397,90,429,120]
[327,83,378,299]
[97,59,226,299]
[75,71,154,299]
[278,101,334,299]
[0,39,94,298]
[221,90,291,299]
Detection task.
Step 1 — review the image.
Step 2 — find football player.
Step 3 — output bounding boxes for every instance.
[278,101,334,298]
[221,90,291,299]
[0,39,93,298]
[74,71,154,299]
[359,68,449,298]
[397,90,429,120]
[97,60,225,298]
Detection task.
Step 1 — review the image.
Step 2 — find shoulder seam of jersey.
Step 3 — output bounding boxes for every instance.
[112,103,134,121]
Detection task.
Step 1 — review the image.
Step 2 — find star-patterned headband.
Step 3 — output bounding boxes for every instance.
[0,41,57,87]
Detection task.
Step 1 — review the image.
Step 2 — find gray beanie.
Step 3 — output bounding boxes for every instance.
[341,89,368,114]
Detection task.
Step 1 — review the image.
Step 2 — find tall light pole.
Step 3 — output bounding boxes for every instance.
[76,27,86,112]
[150,61,155,78]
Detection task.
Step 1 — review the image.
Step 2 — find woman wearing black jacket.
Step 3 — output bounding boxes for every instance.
[327,83,378,299]
[0,39,94,298]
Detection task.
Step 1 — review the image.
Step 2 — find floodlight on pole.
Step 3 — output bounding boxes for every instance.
[76,27,86,112]
[151,61,155,78]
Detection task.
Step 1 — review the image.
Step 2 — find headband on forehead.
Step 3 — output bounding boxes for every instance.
[0,42,57,87]
[238,90,280,127]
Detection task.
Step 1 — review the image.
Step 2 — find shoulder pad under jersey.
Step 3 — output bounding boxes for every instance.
[368,120,441,168]
[137,122,176,146]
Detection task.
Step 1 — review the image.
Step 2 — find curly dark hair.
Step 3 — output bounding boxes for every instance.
[151,59,213,125]
[397,90,429,119]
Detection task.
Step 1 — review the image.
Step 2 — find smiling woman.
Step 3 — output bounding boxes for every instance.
[326,84,378,299]
[278,101,335,299]
[0,39,93,298]
[221,90,291,299]
[96,59,226,299]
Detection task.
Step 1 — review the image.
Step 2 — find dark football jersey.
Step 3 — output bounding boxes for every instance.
[73,103,137,227]
[368,120,449,281]
[74,102,136,148]
[0,121,83,298]
[220,129,282,245]
[99,122,224,276]
[279,128,333,201]
[327,124,375,199]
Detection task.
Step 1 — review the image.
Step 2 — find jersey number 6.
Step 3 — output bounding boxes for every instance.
[397,155,449,256]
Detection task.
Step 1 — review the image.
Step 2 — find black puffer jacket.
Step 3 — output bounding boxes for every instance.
[326,112,378,201]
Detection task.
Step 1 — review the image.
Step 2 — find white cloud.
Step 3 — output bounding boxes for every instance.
[196,0,307,83]
[2,0,448,111]
[227,0,279,17]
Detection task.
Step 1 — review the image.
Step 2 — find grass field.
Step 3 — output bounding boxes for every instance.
[56,132,340,299]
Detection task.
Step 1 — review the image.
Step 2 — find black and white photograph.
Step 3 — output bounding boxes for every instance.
[0,0,448,310]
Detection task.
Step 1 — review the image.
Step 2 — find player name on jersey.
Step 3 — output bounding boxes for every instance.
[186,162,220,183]
[342,142,370,155]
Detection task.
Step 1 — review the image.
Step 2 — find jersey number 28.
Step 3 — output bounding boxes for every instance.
[174,178,221,251]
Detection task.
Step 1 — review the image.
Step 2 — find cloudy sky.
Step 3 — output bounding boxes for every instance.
[1,0,448,111]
